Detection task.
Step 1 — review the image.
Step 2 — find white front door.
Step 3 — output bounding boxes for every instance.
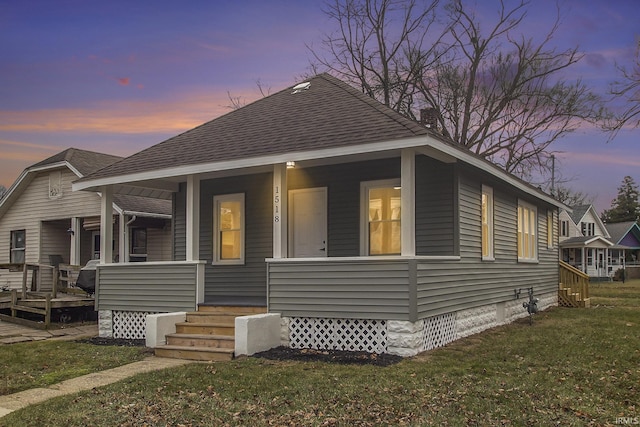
[289,187,327,258]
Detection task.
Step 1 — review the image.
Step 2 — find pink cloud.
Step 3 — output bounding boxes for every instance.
[117,77,130,86]
[0,90,239,134]
[556,151,640,168]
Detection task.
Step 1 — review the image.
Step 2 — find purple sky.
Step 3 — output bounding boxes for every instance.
[1,0,638,214]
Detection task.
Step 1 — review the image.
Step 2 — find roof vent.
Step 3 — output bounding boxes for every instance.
[292,82,311,94]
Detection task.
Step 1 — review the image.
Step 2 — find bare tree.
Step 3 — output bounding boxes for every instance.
[224,79,273,110]
[309,0,606,180]
[606,39,640,138]
[553,185,593,207]
[308,0,447,118]
[0,185,6,200]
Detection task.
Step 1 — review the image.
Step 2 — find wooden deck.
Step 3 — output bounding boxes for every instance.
[0,290,94,329]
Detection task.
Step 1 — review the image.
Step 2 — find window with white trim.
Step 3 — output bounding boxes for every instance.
[481,185,494,260]
[560,220,570,237]
[361,179,401,255]
[547,211,555,248]
[581,222,595,236]
[130,228,147,262]
[517,201,537,262]
[10,230,25,264]
[213,193,245,264]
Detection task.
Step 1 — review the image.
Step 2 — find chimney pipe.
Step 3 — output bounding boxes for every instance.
[420,108,439,130]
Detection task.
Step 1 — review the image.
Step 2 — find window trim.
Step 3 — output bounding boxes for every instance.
[10,229,26,264]
[547,210,555,249]
[481,185,494,261]
[213,193,245,265]
[517,200,538,263]
[360,178,401,256]
[130,228,148,262]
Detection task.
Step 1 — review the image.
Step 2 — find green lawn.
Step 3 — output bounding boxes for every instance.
[0,340,150,396]
[2,281,639,426]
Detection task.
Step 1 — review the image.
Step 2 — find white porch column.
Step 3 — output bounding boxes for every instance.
[69,217,81,265]
[401,149,416,256]
[100,186,113,264]
[186,175,200,261]
[272,164,288,258]
[119,212,129,263]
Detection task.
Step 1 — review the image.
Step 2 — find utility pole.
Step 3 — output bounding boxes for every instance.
[550,154,556,197]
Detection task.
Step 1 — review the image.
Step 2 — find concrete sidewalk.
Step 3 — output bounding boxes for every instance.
[0,319,191,418]
[0,356,191,418]
[0,320,98,345]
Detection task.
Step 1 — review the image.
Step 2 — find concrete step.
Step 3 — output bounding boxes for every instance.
[155,345,234,361]
[166,333,235,349]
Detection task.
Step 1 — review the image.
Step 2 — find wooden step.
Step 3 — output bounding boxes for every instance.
[196,305,267,315]
[186,312,237,325]
[175,322,234,336]
[155,345,234,361]
[166,333,235,349]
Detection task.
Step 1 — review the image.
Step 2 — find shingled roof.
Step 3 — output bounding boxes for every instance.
[31,147,122,176]
[77,73,430,183]
[74,74,565,209]
[0,148,171,218]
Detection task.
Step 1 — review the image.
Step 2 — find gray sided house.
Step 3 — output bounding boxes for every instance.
[0,148,172,291]
[74,74,563,356]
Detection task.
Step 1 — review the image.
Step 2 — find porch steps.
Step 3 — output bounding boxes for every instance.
[558,284,590,308]
[154,305,267,361]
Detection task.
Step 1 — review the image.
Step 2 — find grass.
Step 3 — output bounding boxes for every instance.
[2,281,639,426]
[0,340,150,396]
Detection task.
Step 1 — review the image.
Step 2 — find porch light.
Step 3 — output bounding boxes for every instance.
[286,161,296,169]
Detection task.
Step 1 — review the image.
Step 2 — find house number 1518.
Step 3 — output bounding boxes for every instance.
[274,186,280,222]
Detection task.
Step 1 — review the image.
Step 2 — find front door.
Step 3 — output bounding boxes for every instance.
[289,187,327,258]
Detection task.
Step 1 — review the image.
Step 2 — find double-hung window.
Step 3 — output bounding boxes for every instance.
[362,179,401,256]
[10,230,25,264]
[130,228,147,262]
[517,201,537,262]
[213,193,245,264]
[547,211,555,249]
[481,185,494,260]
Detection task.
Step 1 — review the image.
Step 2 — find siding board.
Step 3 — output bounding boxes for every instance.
[96,263,199,312]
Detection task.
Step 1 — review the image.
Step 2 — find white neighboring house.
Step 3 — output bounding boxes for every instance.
[559,204,625,279]
[0,148,172,290]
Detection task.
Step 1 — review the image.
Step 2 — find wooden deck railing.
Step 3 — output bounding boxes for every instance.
[559,260,590,306]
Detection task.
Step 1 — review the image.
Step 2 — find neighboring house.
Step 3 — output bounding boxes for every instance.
[74,74,565,357]
[605,221,640,264]
[559,204,624,278]
[0,148,172,291]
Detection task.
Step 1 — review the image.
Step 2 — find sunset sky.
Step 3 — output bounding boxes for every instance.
[1,0,638,213]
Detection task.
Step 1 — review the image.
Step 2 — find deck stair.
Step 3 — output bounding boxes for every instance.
[559,261,591,308]
[154,305,267,361]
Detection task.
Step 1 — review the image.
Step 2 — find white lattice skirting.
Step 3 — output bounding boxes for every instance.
[421,313,457,351]
[287,313,457,356]
[112,311,159,339]
[289,317,387,354]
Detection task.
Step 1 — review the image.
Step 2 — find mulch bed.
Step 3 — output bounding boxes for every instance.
[77,338,402,366]
[79,337,147,347]
[253,346,403,366]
